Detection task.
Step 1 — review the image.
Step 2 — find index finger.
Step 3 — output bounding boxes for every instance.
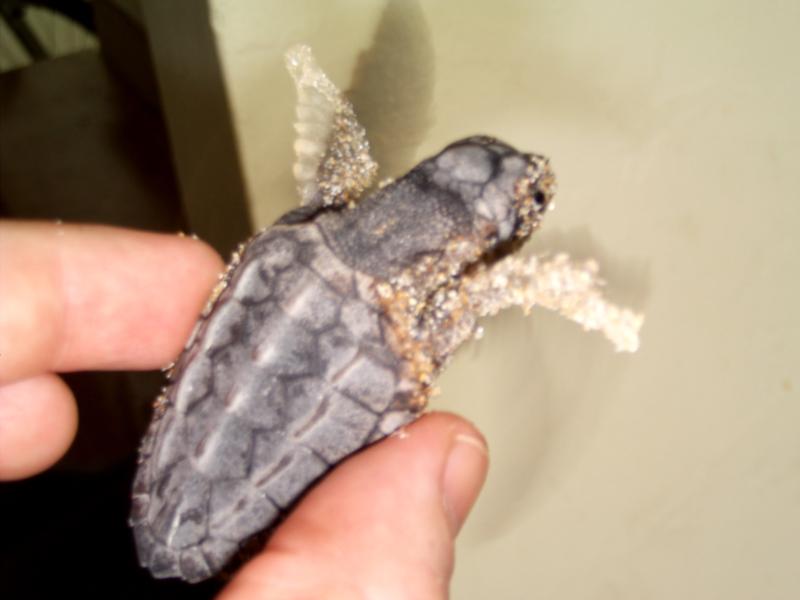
[0,221,224,383]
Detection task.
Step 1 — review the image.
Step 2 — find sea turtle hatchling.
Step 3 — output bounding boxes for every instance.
[130,45,643,582]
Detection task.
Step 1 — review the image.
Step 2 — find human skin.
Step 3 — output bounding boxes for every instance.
[0,221,488,598]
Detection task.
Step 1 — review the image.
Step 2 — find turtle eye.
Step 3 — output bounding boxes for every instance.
[527,178,553,214]
[532,189,548,212]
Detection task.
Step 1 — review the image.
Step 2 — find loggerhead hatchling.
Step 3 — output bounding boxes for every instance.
[130,45,642,582]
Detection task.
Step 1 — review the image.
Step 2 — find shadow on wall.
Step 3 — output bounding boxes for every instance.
[348,0,434,178]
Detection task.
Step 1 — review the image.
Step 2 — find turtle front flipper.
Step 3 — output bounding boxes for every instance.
[285,44,378,209]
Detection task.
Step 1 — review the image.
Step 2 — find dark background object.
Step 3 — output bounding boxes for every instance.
[0,0,94,61]
[0,2,221,597]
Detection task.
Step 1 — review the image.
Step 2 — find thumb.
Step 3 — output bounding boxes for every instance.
[218,411,489,600]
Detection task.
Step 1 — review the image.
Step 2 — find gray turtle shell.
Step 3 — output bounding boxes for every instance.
[131,224,423,581]
[131,136,550,582]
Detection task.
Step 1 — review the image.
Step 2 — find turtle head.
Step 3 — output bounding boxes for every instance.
[316,136,556,282]
[432,136,556,248]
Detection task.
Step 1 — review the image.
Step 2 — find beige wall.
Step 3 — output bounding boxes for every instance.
[146,1,800,597]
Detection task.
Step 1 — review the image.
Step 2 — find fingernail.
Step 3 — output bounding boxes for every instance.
[442,432,489,535]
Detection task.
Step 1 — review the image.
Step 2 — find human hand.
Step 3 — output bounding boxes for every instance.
[0,221,489,598]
